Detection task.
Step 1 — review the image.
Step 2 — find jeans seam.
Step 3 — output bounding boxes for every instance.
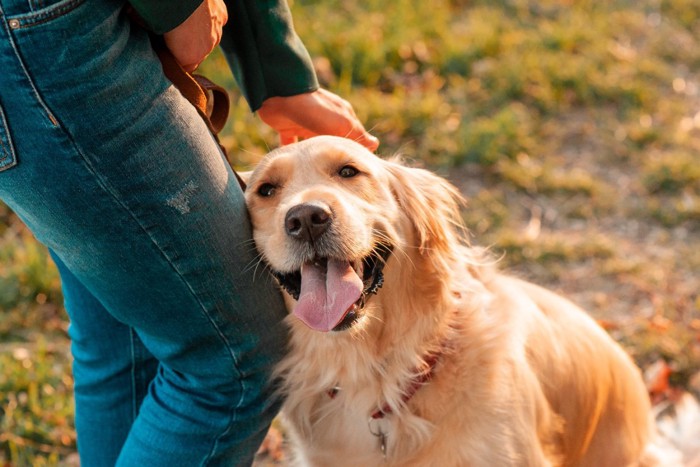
[129,328,138,421]
[3,17,59,127]
[204,409,237,466]
[57,124,248,455]
[0,140,8,163]
[0,104,17,171]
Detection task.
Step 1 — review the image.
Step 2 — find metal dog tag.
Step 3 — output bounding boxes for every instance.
[368,417,390,461]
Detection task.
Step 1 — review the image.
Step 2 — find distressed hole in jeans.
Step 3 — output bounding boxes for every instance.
[166,181,198,214]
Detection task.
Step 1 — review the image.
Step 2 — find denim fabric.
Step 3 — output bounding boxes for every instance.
[0,0,288,465]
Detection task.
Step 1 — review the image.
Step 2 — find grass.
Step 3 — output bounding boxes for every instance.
[0,342,74,467]
[2,0,699,464]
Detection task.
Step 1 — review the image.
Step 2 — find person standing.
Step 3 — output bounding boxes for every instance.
[0,0,377,465]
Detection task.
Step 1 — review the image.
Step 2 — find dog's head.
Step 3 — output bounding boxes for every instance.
[244,136,466,333]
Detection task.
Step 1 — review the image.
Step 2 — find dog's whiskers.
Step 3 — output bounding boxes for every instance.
[237,238,258,249]
[374,231,413,268]
[241,253,268,277]
[235,232,277,251]
[251,256,271,282]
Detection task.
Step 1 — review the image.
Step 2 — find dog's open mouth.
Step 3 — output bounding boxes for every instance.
[272,244,392,332]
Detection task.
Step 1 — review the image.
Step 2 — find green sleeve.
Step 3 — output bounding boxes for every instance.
[219,0,319,112]
[129,0,203,34]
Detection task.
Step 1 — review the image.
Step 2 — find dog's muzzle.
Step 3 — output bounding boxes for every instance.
[267,201,393,332]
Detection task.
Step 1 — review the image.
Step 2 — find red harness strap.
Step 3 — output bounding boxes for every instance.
[370,351,442,419]
[326,348,445,420]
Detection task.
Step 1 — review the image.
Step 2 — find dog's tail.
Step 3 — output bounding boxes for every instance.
[641,391,700,467]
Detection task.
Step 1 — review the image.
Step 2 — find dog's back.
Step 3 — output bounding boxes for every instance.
[490,276,652,466]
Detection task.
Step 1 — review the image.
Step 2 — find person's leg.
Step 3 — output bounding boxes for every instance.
[0,0,288,465]
[52,251,159,466]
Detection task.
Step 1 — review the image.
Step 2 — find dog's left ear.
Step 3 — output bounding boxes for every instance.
[384,160,466,255]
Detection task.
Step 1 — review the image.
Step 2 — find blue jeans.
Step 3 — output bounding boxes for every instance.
[0,0,288,465]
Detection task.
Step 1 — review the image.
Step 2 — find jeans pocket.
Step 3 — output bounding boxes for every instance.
[6,0,87,29]
[27,0,72,11]
[0,104,18,172]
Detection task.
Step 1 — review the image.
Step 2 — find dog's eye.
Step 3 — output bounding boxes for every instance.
[257,183,277,197]
[339,165,359,178]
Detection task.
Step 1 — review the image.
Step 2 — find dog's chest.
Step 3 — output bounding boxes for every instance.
[284,385,403,465]
[294,420,396,466]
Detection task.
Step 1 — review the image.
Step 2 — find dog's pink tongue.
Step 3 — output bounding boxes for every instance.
[294,259,363,332]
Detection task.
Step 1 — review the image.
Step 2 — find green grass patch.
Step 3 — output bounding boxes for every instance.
[494,230,616,266]
[0,340,74,466]
[643,151,700,194]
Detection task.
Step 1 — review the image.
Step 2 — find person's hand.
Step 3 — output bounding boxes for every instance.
[163,0,228,72]
[258,89,380,151]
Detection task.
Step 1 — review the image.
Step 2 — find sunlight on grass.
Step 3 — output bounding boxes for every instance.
[0,339,74,465]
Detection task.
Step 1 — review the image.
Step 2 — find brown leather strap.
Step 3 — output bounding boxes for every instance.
[151,37,247,190]
[154,43,230,135]
[126,8,246,189]
[191,75,230,135]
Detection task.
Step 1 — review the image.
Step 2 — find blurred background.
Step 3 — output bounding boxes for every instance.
[2,0,699,464]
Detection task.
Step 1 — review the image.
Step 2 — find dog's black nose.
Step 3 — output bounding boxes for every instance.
[285,203,332,242]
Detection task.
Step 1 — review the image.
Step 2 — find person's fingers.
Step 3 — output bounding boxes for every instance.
[311,104,379,151]
[258,90,380,150]
[163,0,227,72]
[340,123,380,151]
[282,113,379,151]
[319,96,379,150]
[353,131,380,152]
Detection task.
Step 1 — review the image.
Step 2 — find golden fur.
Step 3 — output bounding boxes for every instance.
[244,136,654,466]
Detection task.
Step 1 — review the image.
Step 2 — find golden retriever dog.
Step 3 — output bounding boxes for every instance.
[244,135,655,466]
